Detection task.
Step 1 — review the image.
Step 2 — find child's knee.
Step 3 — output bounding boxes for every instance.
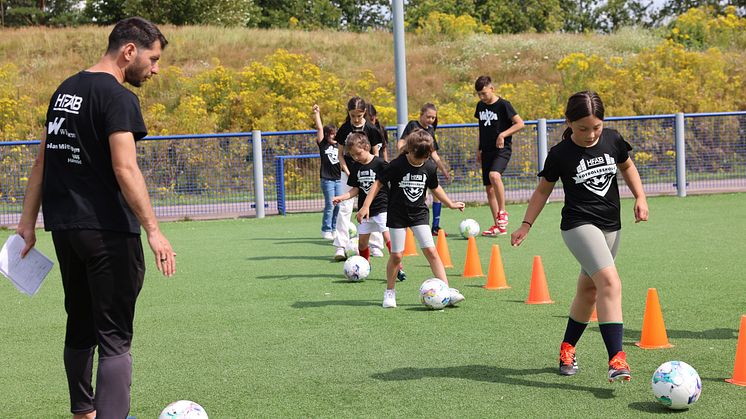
[489,171,502,182]
[389,253,403,263]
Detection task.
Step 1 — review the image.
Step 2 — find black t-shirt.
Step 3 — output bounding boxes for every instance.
[335,120,384,168]
[474,98,518,153]
[42,71,147,234]
[318,138,341,180]
[380,154,439,228]
[538,128,632,231]
[348,156,388,216]
[401,120,439,151]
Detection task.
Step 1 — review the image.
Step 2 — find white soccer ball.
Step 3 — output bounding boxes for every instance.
[345,237,360,258]
[343,255,370,282]
[419,278,451,309]
[652,361,702,410]
[159,400,208,419]
[348,223,358,238]
[459,219,480,238]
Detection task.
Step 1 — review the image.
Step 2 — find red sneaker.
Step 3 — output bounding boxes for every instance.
[608,351,631,382]
[559,342,578,376]
[496,210,509,235]
[482,225,499,236]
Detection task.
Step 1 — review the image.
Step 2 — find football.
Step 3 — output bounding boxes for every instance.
[459,219,480,238]
[419,278,451,309]
[158,400,208,419]
[652,361,702,410]
[343,255,370,281]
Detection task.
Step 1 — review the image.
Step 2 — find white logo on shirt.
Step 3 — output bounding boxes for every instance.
[53,94,83,115]
[357,169,376,194]
[479,109,498,126]
[325,145,339,165]
[573,154,617,197]
[48,117,65,135]
[399,173,427,202]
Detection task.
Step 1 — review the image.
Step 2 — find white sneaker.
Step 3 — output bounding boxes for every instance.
[382,289,397,308]
[322,231,334,240]
[334,247,347,261]
[448,288,465,306]
[370,247,384,257]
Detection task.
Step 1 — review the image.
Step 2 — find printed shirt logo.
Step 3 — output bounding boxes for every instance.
[398,172,427,202]
[48,117,65,135]
[52,93,83,115]
[357,169,376,194]
[573,154,617,197]
[325,145,339,165]
[479,109,498,126]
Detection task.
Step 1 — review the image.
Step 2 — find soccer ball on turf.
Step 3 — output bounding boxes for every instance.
[652,361,702,410]
[348,223,358,238]
[345,237,360,258]
[343,255,370,281]
[159,400,208,419]
[459,219,480,238]
[419,278,451,309]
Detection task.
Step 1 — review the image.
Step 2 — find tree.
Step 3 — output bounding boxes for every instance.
[597,0,653,31]
[83,0,126,25]
[255,0,389,31]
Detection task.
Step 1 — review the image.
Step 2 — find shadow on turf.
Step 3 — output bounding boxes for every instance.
[628,401,689,414]
[257,274,335,280]
[371,365,616,399]
[248,237,331,247]
[246,255,331,262]
[291,300,381,308]
[622,328,737,340]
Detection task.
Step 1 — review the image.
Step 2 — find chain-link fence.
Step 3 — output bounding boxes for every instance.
[2,112,745,226]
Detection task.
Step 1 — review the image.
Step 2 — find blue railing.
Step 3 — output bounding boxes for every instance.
[1,111,745,225]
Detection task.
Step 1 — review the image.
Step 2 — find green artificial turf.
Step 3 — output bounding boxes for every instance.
[1,193,745,418]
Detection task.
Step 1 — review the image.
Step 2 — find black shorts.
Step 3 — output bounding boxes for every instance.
[481,148,512,185]
[52,229,145,356]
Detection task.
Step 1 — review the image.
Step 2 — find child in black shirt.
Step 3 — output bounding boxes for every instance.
[312,104,341,241]
[511,91,648,382]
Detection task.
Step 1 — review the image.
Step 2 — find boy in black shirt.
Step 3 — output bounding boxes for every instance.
[473,75,525,236]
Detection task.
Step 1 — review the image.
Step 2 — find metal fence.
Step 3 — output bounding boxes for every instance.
[1,111,745,226]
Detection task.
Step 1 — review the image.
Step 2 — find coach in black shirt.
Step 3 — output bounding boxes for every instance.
[17,17,176,419]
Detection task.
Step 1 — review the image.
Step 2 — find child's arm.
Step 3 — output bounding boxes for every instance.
[371,143,381,157]
[510,178,554,247]
[430,150,450,182]
[312,104,324,144]
[476,131,481,163]
[430,186,464,211]
[618,158,649,223]
[497,114,525,149]
[332,187,359,205]
[338,143,349,175]
[356,180,383,222]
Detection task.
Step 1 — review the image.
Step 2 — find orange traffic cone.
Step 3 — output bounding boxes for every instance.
[436,228,453,268]
[484,244,510,290]
[403,227,418,256]
[462,236,484,277]
[589,307,598,322]
[635,288,674,349]
[525,256,553,304]
[726,315,746,386]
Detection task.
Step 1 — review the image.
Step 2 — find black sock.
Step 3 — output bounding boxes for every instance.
[562,317,588,347]
[599,323,624,361]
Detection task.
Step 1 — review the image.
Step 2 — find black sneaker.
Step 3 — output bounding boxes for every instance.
[559,342,578,376]
[397,268,407,282]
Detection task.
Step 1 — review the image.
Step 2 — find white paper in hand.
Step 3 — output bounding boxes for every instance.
[0,234,54,296]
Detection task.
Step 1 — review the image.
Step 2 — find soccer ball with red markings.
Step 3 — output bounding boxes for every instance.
[419,278,451,309]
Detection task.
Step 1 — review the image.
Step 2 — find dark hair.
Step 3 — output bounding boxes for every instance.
[420,102,438,129]
[402,129,434,159]
[107,17,168,55]
[475,75,492,91]
[345,132,370,152]
[365,103,377,120]
[323,124,337,142]
[344,96,367,123]
[562,91,605,140]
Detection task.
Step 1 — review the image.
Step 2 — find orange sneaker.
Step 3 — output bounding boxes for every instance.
[608,351,631,382]
[559,342,578,376]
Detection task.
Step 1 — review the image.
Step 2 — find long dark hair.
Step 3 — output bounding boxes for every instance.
[323,124,337,143]
[344,96,367,124]
[365,102,387,141]
[562,91,605,141]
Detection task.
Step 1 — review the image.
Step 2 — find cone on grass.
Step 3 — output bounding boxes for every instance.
[525,256,553,304]
[635,288,674,349]
[589,307,598,322]
[403,228,418,256]
[436,228,453,268]
[484,244,510,290]
[462,236,484,277]
[725,315,746,386]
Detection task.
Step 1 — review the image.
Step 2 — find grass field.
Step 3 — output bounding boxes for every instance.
[2,193,745,418]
